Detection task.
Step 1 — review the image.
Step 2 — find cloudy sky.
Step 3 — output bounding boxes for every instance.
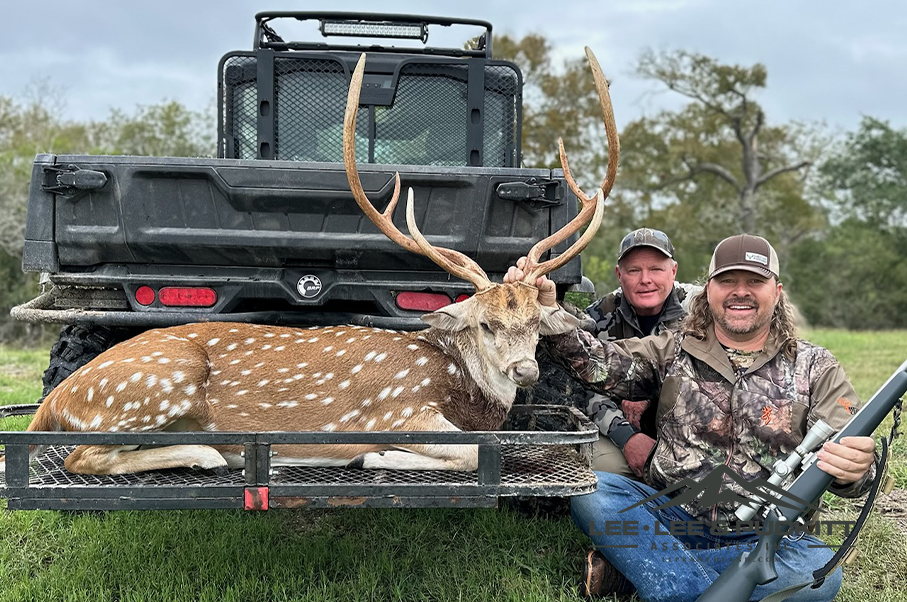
[2,0,904,134]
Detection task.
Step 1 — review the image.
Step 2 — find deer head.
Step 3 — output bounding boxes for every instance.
[342,48,619,391]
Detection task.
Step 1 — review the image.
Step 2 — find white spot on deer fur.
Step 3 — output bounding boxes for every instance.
[230,359,240,365]
[308,337,319,343]
[237,390,248,396]
[392,419,405,428]
[99,378,110,389]
[366,418,376,430]
[121,358,135,363]
[278,387,289,392]
[277,401,298,408]
[187,333,198,338]
[264,332,275,338]
[99,360,114,369]
[219,379,231,386]
[421,378,431,387]
[395,369,410,379]
[240,370,251,376]
[401,407,414,417]
[364,351,377,362]
[226,404,238,409]
[323,346,334,353]
[245,338,255,344]
[347,338,357,344]
[239,412,249,417]
[375,352,387,363]
[106,395,115,407]
[336,349,346,357]
[130,372,143,383]
[141,356,153,363]
[226,343,238,351]
[157,358,171,364]
[229,328,239,333]
[351,364,363,374]
[293,374,303,380]
[407,344,419,351]
[87,387,95,402]
[322,397,334,405]
[361,399,372,407]
[339,380,350,389]
[142,416,151,423]
[155,415,167,425]
[244,351,253,356]
[116,381,128,393]
[324,373,334,380]
[159,400,170,411]
[305,393,318,400]
[378,387,392,400]
[393,337,402,341]
[447,363,458,375]
[262,345,272,351]
[160,378,174,393]
[297,362,308,368]
[280,333,290,338]
[62,409,87,429]
[254,362,265,368]
[428,402,438,407]
[278,368,289,373]
[71,385,79,393]
[392,386,405,398]
[362,335,371,340]
[211,370,222,376]
[412,385,421,393]
[383,412,393,421]
[321,423,337,432]
[416,357,428,366]
[258,380,270,387]
[259,403,273,409]
[151,351,163,357]
[171,371,185,383]
[90,415,103,428]
[340,409,360,423]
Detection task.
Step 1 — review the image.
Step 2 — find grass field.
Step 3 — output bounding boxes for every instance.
[1,330,906,601]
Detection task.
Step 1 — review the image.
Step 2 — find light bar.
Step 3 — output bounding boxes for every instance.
[320,19,427,41]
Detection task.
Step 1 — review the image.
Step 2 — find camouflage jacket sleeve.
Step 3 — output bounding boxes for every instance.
[808,355,876,498]
[543,328,675,446]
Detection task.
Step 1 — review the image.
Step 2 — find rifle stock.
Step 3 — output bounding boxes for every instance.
[696,358,907,602]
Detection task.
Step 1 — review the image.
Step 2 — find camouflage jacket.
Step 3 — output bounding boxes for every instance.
[545,326,874,523]
[582,283,701,448]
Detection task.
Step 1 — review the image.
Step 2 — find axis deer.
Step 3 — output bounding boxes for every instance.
[0,47,619,475]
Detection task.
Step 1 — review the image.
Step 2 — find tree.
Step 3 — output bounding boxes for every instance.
[628,49,821,236]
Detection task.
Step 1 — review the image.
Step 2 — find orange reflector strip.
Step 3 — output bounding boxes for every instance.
[244,486,269,511]
[158,287,218,307]
[395,291,452,312]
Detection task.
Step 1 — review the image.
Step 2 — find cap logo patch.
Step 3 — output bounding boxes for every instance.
[745,252,768,265]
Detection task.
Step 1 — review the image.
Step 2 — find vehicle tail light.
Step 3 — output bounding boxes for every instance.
[455,294,471,303]
[135,286,155,306]
[395,292,452,312]
[158,287,218,308]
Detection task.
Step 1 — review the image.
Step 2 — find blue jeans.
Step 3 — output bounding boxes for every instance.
[571,472,842,602]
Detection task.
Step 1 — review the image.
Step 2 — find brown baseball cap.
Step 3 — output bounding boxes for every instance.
[617,228,675,261]
[708,234,780,280]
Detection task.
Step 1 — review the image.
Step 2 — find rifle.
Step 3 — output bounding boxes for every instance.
[697,358,907,602]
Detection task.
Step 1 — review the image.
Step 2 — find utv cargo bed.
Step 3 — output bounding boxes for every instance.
[0,405,597,510]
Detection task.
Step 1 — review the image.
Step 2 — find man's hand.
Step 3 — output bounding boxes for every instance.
[623,433,656,478]
[817,436,876,485]
[504,256,557,307]
[621,400,648,431]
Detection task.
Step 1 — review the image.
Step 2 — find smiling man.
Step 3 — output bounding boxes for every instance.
[506,234,877,601]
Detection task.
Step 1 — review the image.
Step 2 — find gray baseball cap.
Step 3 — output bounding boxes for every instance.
[617,228,675,261]
[708,234,780,280]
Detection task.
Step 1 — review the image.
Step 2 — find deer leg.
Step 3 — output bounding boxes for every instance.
[347,412,480,471]
[63,444,228,475]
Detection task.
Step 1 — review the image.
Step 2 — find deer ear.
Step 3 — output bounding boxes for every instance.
[539,304,583,336]
[420,299,472,331]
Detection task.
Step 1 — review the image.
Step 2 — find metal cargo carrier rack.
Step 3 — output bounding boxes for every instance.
[0,405,597,510]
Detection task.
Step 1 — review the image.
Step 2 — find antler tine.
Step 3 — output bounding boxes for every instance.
[521,46,619,284]
[343,53,494,293]
[404,189,494,292]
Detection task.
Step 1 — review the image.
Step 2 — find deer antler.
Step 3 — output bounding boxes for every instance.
[343,54,494,293]
[521,47,619,284]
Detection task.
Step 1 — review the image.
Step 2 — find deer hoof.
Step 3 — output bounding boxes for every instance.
[346,454,366,469]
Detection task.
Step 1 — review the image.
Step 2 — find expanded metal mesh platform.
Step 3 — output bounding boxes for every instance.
[1,405,597,510]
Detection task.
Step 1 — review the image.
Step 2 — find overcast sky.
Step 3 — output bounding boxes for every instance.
[2,0,904,135]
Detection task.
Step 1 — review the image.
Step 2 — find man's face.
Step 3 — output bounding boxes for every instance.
[707,270,782,338]
[615,247,677,317]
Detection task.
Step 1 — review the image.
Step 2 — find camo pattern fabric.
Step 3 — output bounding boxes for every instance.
[544,327,871,523]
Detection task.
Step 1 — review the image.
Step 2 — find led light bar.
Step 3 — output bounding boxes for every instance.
[320,19,427,41]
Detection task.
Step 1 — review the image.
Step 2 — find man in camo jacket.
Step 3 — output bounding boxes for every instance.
[582,228,700,479]
[506,234,877,602]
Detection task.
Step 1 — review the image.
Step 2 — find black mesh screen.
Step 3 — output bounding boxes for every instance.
[220,53,520,167]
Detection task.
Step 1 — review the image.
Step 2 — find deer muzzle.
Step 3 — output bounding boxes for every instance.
[507,359,540,387]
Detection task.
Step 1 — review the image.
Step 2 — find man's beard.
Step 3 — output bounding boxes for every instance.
[713,297,774,335]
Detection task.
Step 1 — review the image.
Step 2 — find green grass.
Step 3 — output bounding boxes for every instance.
[1,333,907,601]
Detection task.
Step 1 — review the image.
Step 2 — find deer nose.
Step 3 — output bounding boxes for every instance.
[507,359,539,387]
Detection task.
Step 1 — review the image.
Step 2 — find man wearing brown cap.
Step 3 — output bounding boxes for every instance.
[506,234,877,601]
[583,228,700,480]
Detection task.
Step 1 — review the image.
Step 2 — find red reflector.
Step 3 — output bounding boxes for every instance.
[135,286,155,306]
[244,486,269,511]
[158,287,218,308]
[455,294,471,303]
[396,291,452,312]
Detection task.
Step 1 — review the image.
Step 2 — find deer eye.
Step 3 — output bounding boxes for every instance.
[480,322,492,334]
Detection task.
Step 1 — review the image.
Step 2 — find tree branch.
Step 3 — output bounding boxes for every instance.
[754,160,811,189]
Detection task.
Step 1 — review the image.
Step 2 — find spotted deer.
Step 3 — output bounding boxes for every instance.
[1,47,618,475]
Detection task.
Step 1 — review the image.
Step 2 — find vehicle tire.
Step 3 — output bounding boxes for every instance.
[41,324,137,399]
